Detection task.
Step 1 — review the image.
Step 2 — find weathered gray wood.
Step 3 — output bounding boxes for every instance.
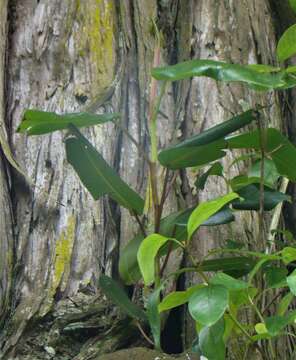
[0,0,291,358]
[0,0,14,332]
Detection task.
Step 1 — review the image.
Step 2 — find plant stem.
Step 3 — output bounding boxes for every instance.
[136,321,154,346]
[132,211,147,237]
[228,310,253,341]
[256,109,266,248]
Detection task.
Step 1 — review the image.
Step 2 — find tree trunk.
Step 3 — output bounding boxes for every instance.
[0,0,290,358]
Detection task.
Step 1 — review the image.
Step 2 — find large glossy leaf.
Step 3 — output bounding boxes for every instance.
[152,59,296,90]
[98,275,147,322]
[189,285,229,326]
[17,110,119,135]
[65,126,144,214]
[227,128,296,181]
[199,318,226,360]
[158,110,256,169]
[249,159,280,188]
[287,269,296,295]
[138,234,180,286]
[187,192,239,239]
[158,140,226,169]
[231,184,289,211]
[210,273,248,291]
[277,24,296,62]
[158,284,205,312]
[146,286,163,350]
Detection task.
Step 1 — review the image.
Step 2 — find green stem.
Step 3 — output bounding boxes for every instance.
[228,310,253,342]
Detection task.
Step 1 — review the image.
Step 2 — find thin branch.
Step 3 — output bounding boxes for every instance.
[132,211,147,237]
[136,321,154,346]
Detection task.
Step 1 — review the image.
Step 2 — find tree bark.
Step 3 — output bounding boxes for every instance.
[0,0,291,358]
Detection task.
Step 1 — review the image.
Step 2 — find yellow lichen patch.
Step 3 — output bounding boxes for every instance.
[39,215,76,316]
[74,0,116,96]
[52,215,76,293]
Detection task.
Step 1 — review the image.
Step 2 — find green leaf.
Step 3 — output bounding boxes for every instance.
[98,275,146,322]
[195,162,223,190]
[199,318,226,360]
[289,0,296,13]
[158,284,205,312]
[287,269,296,295]
[231,184,289,211]
[210,273,248,291]
[189,285,229,326]
[246,64,281,73]
[265,311,296,337]
[158,110,256,169]
[277,24,296,62]
[118,233,144,285]
[230,175,261,191]
[230,287,258,307]
[198,257,256,277]
[255,323,268,335]
[118,209,192,285]
[277,293,294,316]
[264,267,288,289]
[17,110,119,135]
[158,140,226,169]
[175,206,235,227]
[187,193,239,239]
[137,234,179,286]
[249,159,280,188]
[227,128,296,181]
[65,126,144,214]
[146,286,163,350]
[282,247,296,265]
[152,59,296,90]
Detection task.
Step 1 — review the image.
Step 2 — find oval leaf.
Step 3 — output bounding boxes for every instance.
[137,234,179,286]
[277,24,296,62]
[17,110,119,135]
[189,285,229,326]
[98,275,147,322]
[187,192,239,240]
[66,126,144,214]
[158,284,205,312]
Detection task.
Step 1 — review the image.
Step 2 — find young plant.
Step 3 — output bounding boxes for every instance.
[17,11,296,360]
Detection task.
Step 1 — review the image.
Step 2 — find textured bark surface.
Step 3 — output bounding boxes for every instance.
[0,0,14,332]
[0,0,291,358]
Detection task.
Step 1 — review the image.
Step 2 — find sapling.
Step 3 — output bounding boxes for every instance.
[17,15,296,360]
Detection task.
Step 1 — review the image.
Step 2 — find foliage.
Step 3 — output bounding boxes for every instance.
[17,13,296,360]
